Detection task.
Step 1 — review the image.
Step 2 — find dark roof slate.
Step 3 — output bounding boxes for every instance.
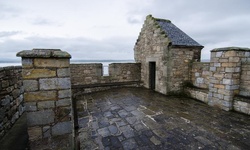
[156,19,203,47]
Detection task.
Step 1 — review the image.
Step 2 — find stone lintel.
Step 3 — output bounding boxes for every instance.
[211,47,250,52]
[16,48,71,58]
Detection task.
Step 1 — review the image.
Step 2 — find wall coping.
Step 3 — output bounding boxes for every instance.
[16,48,71,58]
[211,47,250,52]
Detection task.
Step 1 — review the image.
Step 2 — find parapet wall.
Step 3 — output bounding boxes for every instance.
[70,63,141,96]
[240,62,250,97]
[186,47,250,115]
[190,62,210,89]
[0,66,24,140]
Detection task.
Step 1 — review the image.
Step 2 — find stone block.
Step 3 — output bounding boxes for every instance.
[229,57,240,63]
[214,84,225,89]
[24,91,57,102]
[210,79,219,84]
[196,78,204,84]
[214,63,221,67]
[225,67,235,72]
[22,69,56,79]
[221,63,236,67]
[237,101,248,107]
[214,93,223,99]
[218,89,233,96]
[56,99,71,107]
[22,58,33,68]
[52,121,72,136]
[39,78,71,90]
[214,73,224,78]
[218,58,228,63]
[34,58,69,68]
[225,51,237,57]
[28,126,42,141]
[216,52,223,57]
[55,107,71,121]
[57,68,70,77]
[23,80,38,92]
[58,89,71,99]
[235,67,240,72]
[222,79,232,85]
[43,126,51,138]
[210,67,216,71]
[37,101,55,109]
[2,80,9,88]
[27,109,55,126]
[12,89,20,99]
[225,85,239,90]
[25,102,37,111]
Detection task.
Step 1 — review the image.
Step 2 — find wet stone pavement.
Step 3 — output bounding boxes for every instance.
[75,87,250,150]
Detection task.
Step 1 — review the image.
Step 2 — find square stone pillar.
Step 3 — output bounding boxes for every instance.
[208,47,250,111]
[17,49,72,141]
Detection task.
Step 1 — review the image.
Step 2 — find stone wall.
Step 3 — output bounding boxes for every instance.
[134,15,171,94]
[17,49,73,142]
[168,47,201,92]
[0,66,24,140]
[134,15,202,94]
[208,48,250,111]
[185,47,250,114]
[239,62,250,96]
[190,62,210,89]
[71,63,141,96]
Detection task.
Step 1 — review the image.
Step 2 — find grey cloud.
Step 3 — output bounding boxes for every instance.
[31,18,61,26]
[0,2,21,19]
[0,36,135,60]
[0,31,20,38]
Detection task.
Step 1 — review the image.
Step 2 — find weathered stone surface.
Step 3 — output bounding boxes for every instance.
[22,69,56,79]
[57,68,70,77]
[39,78,71,90]
[23,80,38,92]
[42,126,51,138]
[0,66,23,140]
[21,58,33,68]
[27,109,55,126]
[37,101,55,109]
[52,121,72,135]
[17,49,71,58]
[28,127,42,141]
[56,99,71,107]
[25,102,37,111]
[34,58,69,68]
[24,91,57,102]
[58,89,71,99]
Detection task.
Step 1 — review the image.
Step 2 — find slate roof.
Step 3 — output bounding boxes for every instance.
[156,19,203,47]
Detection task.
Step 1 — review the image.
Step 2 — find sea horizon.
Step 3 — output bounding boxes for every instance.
[0,59,135,68]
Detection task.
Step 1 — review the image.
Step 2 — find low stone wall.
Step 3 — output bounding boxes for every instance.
[233,96,250,115]
[239,62,250,96]
[0,66,24,140]
[185,87,209,104]
[70,63,141,97]
[190,62,210,89]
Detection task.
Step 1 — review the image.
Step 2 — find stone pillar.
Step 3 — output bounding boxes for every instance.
[208,47,250,111]
[17,49,72,141]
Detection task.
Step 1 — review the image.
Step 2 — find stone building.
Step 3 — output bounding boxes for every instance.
[134,15,203,94]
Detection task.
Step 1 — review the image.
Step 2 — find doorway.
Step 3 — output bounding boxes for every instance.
[149,62,156,90]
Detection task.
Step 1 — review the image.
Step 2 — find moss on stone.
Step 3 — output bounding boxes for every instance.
[211,47,250,52]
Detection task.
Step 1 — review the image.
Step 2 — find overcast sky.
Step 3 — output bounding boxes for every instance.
[0,0,250,61]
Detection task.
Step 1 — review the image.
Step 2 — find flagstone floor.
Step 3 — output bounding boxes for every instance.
[76,87,250,150]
